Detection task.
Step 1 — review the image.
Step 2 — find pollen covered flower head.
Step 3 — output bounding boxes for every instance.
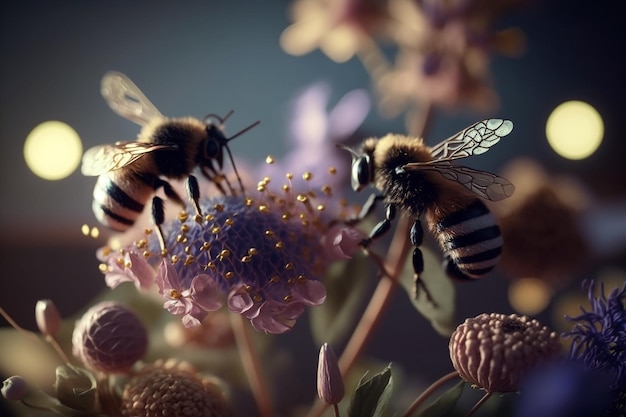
[98,167,357,334]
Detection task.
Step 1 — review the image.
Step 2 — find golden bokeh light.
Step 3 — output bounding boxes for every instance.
[24,120,83,180]
[508,277,552,315]
[546,100,603,160]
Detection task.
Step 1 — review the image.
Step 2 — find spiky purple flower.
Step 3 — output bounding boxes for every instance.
[564,279,626,415]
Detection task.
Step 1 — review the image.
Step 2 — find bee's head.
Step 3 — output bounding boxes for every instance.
[337,144,373,192]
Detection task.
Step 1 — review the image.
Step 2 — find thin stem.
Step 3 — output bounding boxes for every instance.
[332,403,340,417]
[401,371,460,417]
[463,392,493,417]
[0,307,70,364]
[230,313,274,417]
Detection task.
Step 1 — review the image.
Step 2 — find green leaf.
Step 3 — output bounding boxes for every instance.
[310,251,372,346]
[348,365,393,417]
[412,380,465,417]
[399,246,456,336]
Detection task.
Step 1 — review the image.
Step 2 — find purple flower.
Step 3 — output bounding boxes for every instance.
[317,343,344,404]
[564,279,626,415]
[97,247,155,291]
[72,301,148,373]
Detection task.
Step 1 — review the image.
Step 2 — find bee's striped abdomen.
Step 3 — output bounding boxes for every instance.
[92,171,151,231]
[435,200,502,279]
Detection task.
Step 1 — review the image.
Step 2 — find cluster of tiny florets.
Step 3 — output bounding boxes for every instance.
[449,313,562,393]
[98,167,360,333]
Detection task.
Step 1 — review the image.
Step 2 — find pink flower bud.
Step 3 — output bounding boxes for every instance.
[72,301,148,373]
[317,343,344,404]
[35,299,62,337]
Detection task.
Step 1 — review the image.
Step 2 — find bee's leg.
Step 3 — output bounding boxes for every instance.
[361,203,396,248]
[409,219,435,303]
[346,193,385,226]
[185,175,203,222]
[151,196,167,255]
[201,166,228,195]
[156,179,185,208]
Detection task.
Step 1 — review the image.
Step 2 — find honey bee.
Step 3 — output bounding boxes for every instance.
[82,71,258,248]
[340,119,514,289]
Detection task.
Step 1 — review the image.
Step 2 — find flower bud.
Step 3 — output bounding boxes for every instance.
[317,343,344,404]
[449,313,562,393]
[1,375,28,401]
[54,364,97,411]
[72,301,148,373]
[35,299,62,337]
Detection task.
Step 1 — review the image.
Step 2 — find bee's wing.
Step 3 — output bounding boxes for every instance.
[429,119,513,161]
[100,71,164,126]
[402,161,515,201]
[81,142,174,176]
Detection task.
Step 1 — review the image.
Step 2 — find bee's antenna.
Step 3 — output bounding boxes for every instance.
[226,120,260,142]
[336,143,360,158]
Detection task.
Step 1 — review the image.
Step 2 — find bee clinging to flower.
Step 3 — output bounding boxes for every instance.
[81,71,259,249]
[340,119,515,292]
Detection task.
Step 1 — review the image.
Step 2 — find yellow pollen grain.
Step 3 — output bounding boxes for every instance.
[176,234,185,243]
[275,241,284,249]
[282,213,291,221]
[184,246,192,254]
[194,214,203,224]
[160,249,169,257]
[81,224,90,236]
[316,204,325,211]
[302,172,313,181]
[214,204,224,212]
[219,249,231,258]
[225,218,234,226]
[297,194,308,202]
[297,274,307,283]
[144,228,153,235]
[269,275,280,283]
[184,255,195,266]
[115,258,124,266]
[142,250,151,258]
[100,246,112,256]
[285,262,294,270]
[207,261,216,269]
[171,254,179,264]
[282,185,290,193]
[98,263,108,273]
[248,248,258,256]
[135,239,147,249]
[265,155,275,164]
[253,294,263,302]
[257,184,266,192]
[224,271,234,279]
[328,166,337,175]
[299,213,307,220]
[283,295,294,303]
[178,211,189,222]
[258,204,269,213]
[201,242,211,251]
[321,185,332,195]
[205,214,215,222]
[286,173,294,180]
[263,176,271,184]
[241,255,252,263]
[211,226,222,234]
[244,285,253,293]
[90,227,99,238]
[181,224,190,233]
[170,289,182,299]
[265,230,275,238]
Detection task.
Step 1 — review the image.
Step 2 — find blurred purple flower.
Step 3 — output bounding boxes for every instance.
[564,279,626,415]
[261,82,370,189]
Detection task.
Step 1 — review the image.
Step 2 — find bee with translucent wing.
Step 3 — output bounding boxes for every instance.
[340,119,514,293]
[82,71,259,250]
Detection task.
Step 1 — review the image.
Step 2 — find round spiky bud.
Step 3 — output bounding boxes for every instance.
[449,313,562,393]
[120,360,232,417]
[72,301,148,373]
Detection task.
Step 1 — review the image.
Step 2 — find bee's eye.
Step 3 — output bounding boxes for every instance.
[204,138,220,159]
[351,155,371,192]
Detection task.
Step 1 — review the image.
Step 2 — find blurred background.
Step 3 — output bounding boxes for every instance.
[1,0,625,414]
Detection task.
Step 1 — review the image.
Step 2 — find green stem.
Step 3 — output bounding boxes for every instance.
[401,371,460,417]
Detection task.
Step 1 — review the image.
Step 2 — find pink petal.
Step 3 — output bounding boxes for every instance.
[155,260,181,296]
[126,252,155,291]
[190,275,223,312]
[227,286,254,314]
[292,280,327,306]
